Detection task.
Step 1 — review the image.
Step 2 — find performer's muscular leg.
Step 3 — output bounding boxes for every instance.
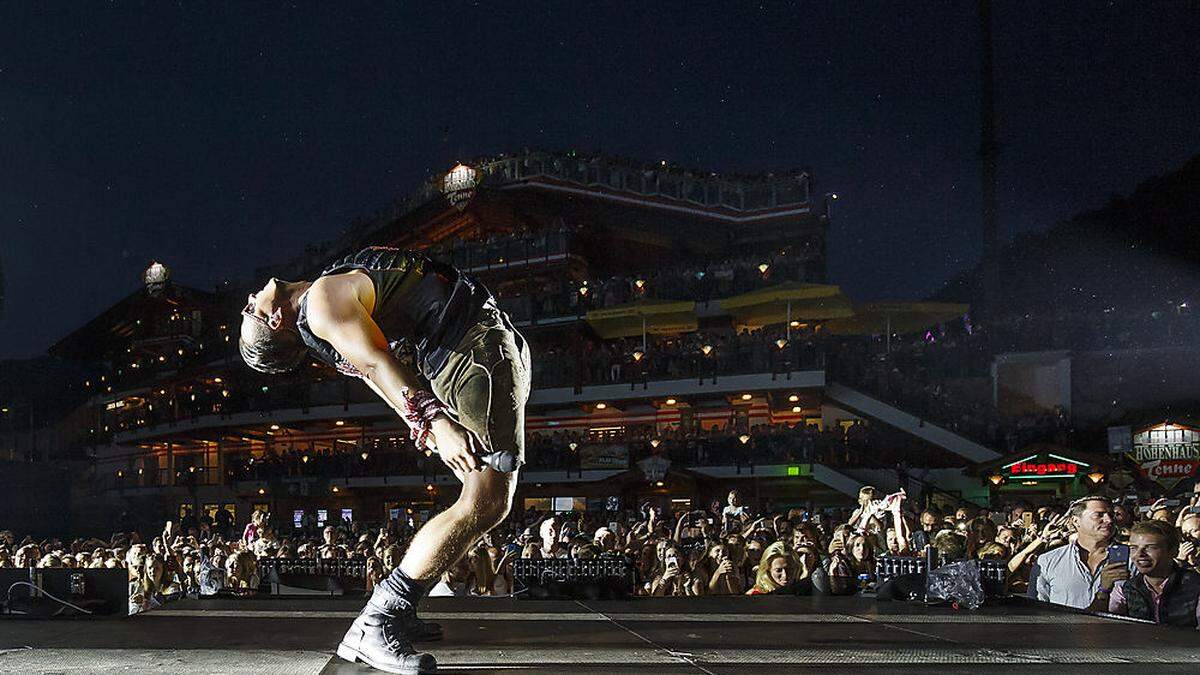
[337,465,515,674]
[399,466,516,582]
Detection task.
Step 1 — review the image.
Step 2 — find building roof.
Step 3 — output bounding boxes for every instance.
[48,281,222,361]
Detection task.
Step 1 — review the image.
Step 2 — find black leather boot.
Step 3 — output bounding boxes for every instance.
[336,606,437,674]
[337,571,439,672]
[368,568,444,640]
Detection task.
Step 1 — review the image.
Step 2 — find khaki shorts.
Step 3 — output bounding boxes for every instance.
[429,301,531,473]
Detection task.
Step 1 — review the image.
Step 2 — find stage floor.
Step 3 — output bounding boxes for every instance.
[1,595,1198,673]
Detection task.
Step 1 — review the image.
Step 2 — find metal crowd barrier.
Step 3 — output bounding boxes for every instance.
[256,557,368,595]
[512,557,635,599]
[257,557,368,579]
[876,555,1008,597]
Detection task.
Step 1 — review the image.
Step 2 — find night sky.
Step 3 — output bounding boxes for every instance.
[2,2,1198,359]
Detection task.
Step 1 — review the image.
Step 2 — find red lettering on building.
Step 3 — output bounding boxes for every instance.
[1008,462,1079,477]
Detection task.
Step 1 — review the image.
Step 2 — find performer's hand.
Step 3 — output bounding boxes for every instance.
[430,414,481,473]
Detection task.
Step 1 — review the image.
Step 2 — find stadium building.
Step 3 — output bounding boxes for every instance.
[40,151,1009,535]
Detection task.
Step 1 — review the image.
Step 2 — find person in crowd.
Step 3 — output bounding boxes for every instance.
[650,542,695,596]
[1095,519,1200,627]
[1033,496,1127,609]
[706,542,744,595]
[243,509,268,547]
[747,541,800,595]
[722,490,750,529]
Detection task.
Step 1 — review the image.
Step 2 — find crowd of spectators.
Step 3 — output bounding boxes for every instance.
[829,325,1073,452]
[533,324,822,389]
[147,415,963,489]
[6,482,1200,627]
[499,246,820,324]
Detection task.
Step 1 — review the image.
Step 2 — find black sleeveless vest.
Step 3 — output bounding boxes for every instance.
[1123,567,1200,628]
[295,246,493,381]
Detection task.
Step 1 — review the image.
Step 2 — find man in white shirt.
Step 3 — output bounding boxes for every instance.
[1032,496,1131,609]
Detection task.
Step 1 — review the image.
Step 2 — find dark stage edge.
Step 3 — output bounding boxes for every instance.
[2,595,1198,674]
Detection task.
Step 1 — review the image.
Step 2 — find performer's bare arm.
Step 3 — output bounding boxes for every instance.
[305,277,482,473]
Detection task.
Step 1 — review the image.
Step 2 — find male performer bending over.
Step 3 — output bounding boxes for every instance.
[239,246,531,674]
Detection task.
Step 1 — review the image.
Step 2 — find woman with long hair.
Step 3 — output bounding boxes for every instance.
[828,529,875,594]
[747,541,800,595]
[706,543,745,595]
[649,543,703,597]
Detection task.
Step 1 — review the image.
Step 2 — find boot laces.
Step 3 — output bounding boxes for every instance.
[381,619,411,653]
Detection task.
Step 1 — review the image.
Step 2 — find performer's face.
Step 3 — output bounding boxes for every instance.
[244,278,279,317]
[245,278,285,329]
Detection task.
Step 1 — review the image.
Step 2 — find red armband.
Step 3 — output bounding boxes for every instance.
[401,390,447,450]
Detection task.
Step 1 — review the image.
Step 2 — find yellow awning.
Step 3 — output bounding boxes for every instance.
[720,282,856,327]
[585,298,698,339]
[822,301,969,336]
[720,281,844,311]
